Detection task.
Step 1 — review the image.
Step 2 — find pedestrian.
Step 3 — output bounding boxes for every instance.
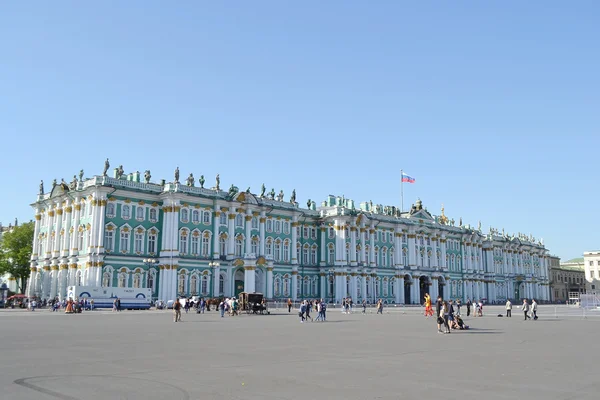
[441,301,450,334]
[531,299,538,320]
[299,301,307,323]
[505,299,512,317]
[173,298,182,322]
[456,299,462,316]
[466,298,472,317]
[522,299,530,320]
[362,299,367,314]
[219,300,225,318]
[287,298,292,313]
[377,299,383,314]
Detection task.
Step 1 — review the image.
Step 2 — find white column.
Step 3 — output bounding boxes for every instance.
[158,266,164,300]
[360,228,366,264]
[319,226,326,266]
[432,236,438,268]
[42,266,51,298]
[259,213,266,256]
[291,267,298,301]
[440,237,447,270]
[430,276,438,301]
[351,272,358,300]
[45,209,55,258]
[291,218,298,264]
[408,232,416,268]
[213,264,221,296]
[54,208,64,257]
[361,274,368,301]
[49,266,58,299]
[394,274,401,303]
[394,230,401,266]
[369,228,376,268]
[412,275,419,304]
[26,266,37,297]
[244,264,256,293]
[266,263,274,298]
[59,267,68,300]
[227,211,235,259]
[350,227,357,265]
[32,211,41,260]
[213,210,220,259]
[245,211,252,255]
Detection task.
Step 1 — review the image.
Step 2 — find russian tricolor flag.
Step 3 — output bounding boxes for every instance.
[402,172,415,184]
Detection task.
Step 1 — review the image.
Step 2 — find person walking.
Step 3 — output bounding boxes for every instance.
[456,299,462,316]
[362,299,367,314]
[299,301,307,323]
[522,299,530,320]
[376,299,383,314]
[440,301,450,334]
[219,299,225,318]
[466,298,472,317]
[287,298,293,313]
[173,299,182,322]
[531,299,538,320]
[506,299,512,317]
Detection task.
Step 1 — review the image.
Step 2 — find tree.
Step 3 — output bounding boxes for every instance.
[0,221,34,294]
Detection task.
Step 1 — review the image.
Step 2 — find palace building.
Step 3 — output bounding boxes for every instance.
[26,165,552,304]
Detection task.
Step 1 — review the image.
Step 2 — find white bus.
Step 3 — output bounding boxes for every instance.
[66,286,152,310]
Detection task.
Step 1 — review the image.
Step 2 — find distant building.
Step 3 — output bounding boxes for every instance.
[550,257,585,302]
[584,251,600,293]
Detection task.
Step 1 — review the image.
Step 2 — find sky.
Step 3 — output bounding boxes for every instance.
[0,1,598,261]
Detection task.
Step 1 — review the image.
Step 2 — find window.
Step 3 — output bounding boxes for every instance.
[181,209,189,223]
[203,211,211,224]
[191,234,200,255]
[283,276,290,297]
[235,214,243,227]
[106,203,115,217]
[147,273,154,291]
[149,208,157,222]
[251,238,259,255]
[283,222,290,234]
[274,240,281,261]
[133,274,141,288]
[178,274,185,295]
[383,279,388,296]
[312,278,318,296]
[102,272,111,287]
[180,231,188,254]
[357,278,362,298]
[105,229,114,252]
[328,245,335,265]
[251,217,258,229]
[274,277,281,297]
[375,278,380,297]
[303,278,310,296]
[266,219,273,232]
[296,242,301,263]
[122,205,130,219]
[81,202,86,217]
[275,220,281,233]
[283,241,290,262]
[297,279,301,297]
[220,213,227,225]
[303,246,309,265]
[402,248,407,266]
[120,230,130,253]
[266,239,273,256]
[219,274,225,295]
[148,233,156,254]
[201,275,208,294]
[190,275,198,295]
[382,249,387,267]
[134,232,143,254]
[303,227,309,238]
[118,273,126,288]
[202,235,210,257]
[590,261,594,266]
[235,236,243,257]
[311,246,318,265]
[311,228,317,240]
[192,210,200,224]
[375,248,380,266]
[219,236,227,255]
[329,276,334,297]
[136,206,144,221]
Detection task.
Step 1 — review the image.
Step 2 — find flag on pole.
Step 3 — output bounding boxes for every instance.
[401,172,415,184]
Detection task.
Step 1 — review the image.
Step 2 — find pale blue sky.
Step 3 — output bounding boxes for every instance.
[1,2,598,260]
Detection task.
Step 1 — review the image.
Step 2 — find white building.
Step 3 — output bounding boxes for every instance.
[583,251,600,293]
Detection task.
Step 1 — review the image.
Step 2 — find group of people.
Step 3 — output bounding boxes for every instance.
[432,296,470,334]
[298,299,328,322]
[504,299,538,320]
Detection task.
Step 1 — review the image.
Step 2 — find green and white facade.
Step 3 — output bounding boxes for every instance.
[27,169,553,304]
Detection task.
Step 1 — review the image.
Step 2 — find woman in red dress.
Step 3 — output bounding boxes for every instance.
[65,298,74,314]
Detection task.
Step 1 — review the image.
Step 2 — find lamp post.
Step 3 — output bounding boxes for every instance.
[328,268,335,304]
[209,261,220,298]
[143,258,158,299]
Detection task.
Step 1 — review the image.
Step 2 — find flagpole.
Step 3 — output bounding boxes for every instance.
[400,169,404,214]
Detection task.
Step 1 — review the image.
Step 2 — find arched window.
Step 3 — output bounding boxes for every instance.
[179,230,189,254]
[147,272,154,292]
[181,209,189,223]
[357,277,362,298]
[303,277,310,297]
[202,234,210,257]
[328,244,335,265]
[133,274,141,288]
[192,210,200,223]
[148,231,157,254]
[383,278,388,296]
[235,236,243,257]
[265,238,273,256]
[178,273,186,295]
[391,278,395,296]
[121,205,130,219]
[312,277,318,296]
[191,233,200,255]
[283,222,290,234]
[219,235,227,256]
[102,272,111,287]
[274,277,281,297]
[149,208,157,222]
[296,242,301,263]
[203,211,211,224]
[136,206,144,220]
[251,237,259,255]
[303,245,309,265]
[366,277,371,297]
[346,276,351,297]
[251,217,258,229]
[365,246,370,265]
[283,275,290,297]
[375,278,380,297]
[134,231,144,254]
[190,275,198,295]
[266,219,273,232]
[106,203,115,217]
[402,248,408,266]
[219,274,225,295]
[311,245,318,265]
[201,275,209,294]
[274,240,281,261]
[219,213,227,225]
[283,240,290,262]
[119,229,129,253]
[235,214,243,227]
[104,227,114,252]
[382,248,387,267]
[118,272,126,288]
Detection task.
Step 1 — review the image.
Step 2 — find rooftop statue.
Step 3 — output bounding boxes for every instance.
[103,158,110,176]
[307,199,312,209]
[215,174,220,190]
[39,180,44,195]
[260,183,265,198]
[269,188,275,200]
[199,175,205,188]
[478,221,482,231]
[52,178,57,187]
[290,189,296,204]
[277,190,284,202]
[79,169,84,181]
[70,175,78,190]
[228,184,238,198]
[116,165,124,179]
[459,217,463,227]
[144,170,151,184]
[246,187,251,193]
[174,167,180,183]
[186,173,194,187]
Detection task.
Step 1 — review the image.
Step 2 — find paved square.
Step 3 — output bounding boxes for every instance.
[1,306,599,400]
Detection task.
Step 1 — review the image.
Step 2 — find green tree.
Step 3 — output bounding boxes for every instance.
[0,221,34,293]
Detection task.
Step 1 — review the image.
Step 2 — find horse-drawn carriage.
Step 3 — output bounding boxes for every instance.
[238,292,269,315]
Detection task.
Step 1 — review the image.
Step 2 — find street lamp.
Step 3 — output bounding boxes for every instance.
[208,261,220,297]
[328,268,335,304]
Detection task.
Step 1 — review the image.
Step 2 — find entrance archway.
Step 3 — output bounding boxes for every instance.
[234,269,244,297]
[404,274,411,304]
[419,276,429,305]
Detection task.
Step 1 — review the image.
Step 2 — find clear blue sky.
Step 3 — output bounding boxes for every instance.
[1,2,598,260]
